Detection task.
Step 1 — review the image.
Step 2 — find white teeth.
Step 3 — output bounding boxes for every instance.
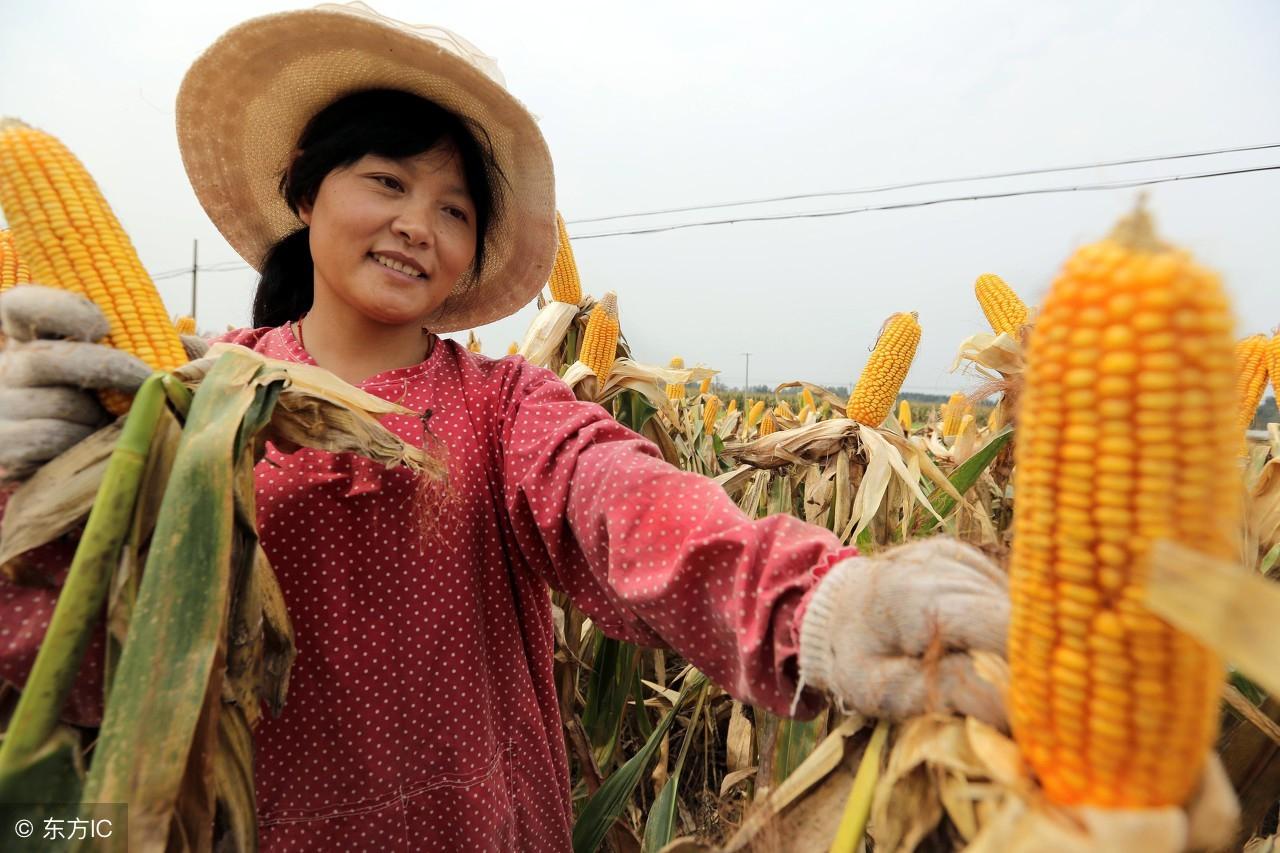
[372,253,425,278]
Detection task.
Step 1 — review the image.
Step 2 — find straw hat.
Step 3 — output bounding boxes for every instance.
[176,2,556,332]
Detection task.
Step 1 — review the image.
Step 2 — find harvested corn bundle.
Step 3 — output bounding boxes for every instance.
[548,211,581,305]
[1008,203,1238,808]
[844,311,921,427]
[580,291,619,383]
[1235,334,1268,432]
[0,228,32,290]
[0,119,187,413]
[975,272,1029,336]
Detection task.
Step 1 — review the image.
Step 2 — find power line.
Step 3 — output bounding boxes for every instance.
[144,157,1280,279]
[567,141,1280,225]
[571,164,1280,240]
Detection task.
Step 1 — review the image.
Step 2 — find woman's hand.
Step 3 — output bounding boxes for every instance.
[0,285,151,479]
[797,538,1010,727]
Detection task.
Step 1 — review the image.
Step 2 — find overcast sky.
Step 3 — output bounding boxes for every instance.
[2,1,1277,395]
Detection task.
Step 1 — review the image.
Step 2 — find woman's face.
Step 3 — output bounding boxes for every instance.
[298,142,478,328]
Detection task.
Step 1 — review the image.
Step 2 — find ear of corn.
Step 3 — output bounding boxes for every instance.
[0,119,187,413]
[702,395,720,434]
[1008,204,1237,808]
[758,411,778,436]
[666,356,685,401]
[1270,331,1280,409]
[507,341,519,356]
[897,399,912,432]
[580,291,619,383]
[987,402,1005,434]
[548,211,582,305]
[1,228,32,290]
[1235,334,1269,432]
[845,311,922,427]
[941,391,968,436]
[746,400,766,428]
[174,315,196,336]
[975,272,1029,336]
[774,400,795,419]
[802,388,815,411]
[699,377,711,395]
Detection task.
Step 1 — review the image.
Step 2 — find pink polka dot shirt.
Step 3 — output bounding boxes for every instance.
[1,323,857,851]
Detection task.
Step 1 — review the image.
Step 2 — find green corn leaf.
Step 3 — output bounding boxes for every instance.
[573,671,708,853]
[80,350,280,851]
[642,680,709,852]
[912,428,1014,535]
[0,374,167,794]
[772,714,824,786]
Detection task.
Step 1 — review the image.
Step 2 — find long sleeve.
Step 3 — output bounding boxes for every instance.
[498,364,857,718]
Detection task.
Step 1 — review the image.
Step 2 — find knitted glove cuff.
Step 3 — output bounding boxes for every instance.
[792,556,869,715]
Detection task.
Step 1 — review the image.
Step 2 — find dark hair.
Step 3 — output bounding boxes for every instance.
[252,89,501,328]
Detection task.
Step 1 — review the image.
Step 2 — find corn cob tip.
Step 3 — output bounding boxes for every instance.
[597,291,618,317]
[0,118,32,133]
[1107,196,1168,252]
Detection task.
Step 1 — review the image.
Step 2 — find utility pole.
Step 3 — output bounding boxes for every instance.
[741,352,751,392]
[190,239,199,322]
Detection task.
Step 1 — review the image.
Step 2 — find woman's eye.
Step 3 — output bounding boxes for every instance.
[446,207,469,223]
[373,175,403,191]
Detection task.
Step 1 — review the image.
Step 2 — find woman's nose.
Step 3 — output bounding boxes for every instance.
[393,206,434,247]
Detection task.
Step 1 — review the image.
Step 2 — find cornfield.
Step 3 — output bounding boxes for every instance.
[2,123,1280,853]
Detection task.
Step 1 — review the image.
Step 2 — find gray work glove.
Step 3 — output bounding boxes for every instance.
[0,285,156,480]
[796,538,1010,727]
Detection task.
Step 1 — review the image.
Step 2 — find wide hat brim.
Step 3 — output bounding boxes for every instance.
[176,3,556,332]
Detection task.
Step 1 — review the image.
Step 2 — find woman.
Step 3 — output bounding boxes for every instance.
[0,4,1008,849]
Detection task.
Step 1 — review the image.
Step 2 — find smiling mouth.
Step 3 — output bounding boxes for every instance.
[370,252,427,279]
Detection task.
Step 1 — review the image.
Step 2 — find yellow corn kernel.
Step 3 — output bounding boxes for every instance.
[0,119,188,413]
[579,291,619,383]
[1008,202,1235,809]
[548,211,581,305]
[975,272,1029,336]
[845,311,922,427]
